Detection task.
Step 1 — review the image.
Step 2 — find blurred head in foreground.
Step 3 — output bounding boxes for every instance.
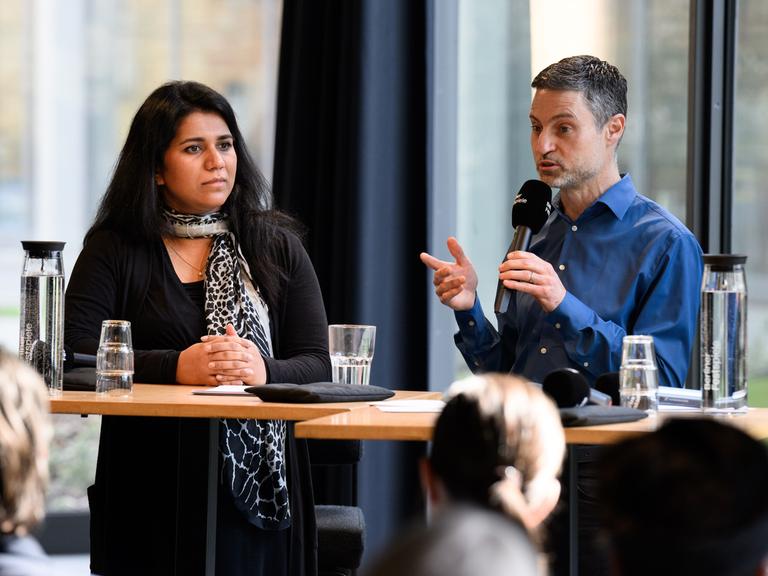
[0,351,51,536]
[363,504,538,576]
[598,418,768,576]
[424,373,566,532]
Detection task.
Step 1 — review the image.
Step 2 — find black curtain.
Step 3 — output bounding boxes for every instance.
[273,0,430,563]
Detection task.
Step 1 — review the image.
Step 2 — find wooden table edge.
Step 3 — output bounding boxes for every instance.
[49,385,437,421]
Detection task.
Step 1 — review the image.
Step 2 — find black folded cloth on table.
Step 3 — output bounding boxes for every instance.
[559,405,648,427]
[63,367,97,392]
[246,382,394,403]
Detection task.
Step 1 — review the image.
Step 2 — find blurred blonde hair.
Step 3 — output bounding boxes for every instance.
[432,373,565,530]
[0,350,51,534]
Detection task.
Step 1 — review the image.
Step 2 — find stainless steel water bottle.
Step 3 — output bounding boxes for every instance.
[19,241,66,396]
[700,254,747,409]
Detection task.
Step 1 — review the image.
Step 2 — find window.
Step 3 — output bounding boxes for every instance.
[434,0,690,386]
[733,0,768,405]
[0,0,283,525]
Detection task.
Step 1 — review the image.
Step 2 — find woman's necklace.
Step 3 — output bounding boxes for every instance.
[166,238,209,278]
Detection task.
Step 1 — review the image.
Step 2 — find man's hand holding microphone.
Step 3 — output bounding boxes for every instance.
[421,180,564,314]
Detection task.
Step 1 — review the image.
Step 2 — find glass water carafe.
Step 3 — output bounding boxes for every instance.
[700,254,747,409]
[19,241,66,396]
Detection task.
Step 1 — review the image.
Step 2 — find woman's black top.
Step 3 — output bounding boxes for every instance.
[65,227,330,576]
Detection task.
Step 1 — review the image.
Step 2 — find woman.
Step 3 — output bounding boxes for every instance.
[422,373,565,534]
[366,374,564,576]
[65,81,330,575]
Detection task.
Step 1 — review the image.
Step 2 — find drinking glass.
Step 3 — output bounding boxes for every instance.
[96,320,134,397]
[619,335,658,412]
[328,324,376,385]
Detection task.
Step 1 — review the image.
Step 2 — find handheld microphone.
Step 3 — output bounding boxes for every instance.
[594,371,621,406]
[542,368,612,408]
[494,180,553,314]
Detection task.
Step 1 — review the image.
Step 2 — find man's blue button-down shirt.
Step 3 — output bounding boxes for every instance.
[454,174,703,387]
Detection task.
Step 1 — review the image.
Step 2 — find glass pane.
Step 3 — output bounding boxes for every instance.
[456,0,533,379]
[530,0,689,220]
[733,0,768,406]
[0,1,28,346]
[455,0,689,378]
[0,0,283,514]
[0,2,27,241]
[86,0,283,211]
[48,415,101,510]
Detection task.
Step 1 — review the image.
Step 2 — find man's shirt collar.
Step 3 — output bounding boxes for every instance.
[554,173,637,222]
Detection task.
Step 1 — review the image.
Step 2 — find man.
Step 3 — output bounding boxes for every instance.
[422,54,703,576]
[421,55,702,388]
[598,419,768,576]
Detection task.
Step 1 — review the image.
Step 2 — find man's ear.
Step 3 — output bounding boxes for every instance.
[605,113,625,147]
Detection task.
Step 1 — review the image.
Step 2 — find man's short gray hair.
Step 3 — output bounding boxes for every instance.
[531,55,627,127]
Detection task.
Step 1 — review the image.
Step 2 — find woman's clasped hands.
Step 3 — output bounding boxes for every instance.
[176,323,267,386]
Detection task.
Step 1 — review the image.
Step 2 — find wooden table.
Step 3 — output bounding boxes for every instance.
[62,386,768,448]
[294,402,768,576]
[49,385,436,576]
[50,384,435,420]
[294,403,768,443]
[294,404,440,441]
[53,387,768,576]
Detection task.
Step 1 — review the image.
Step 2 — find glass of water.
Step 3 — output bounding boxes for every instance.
[619,335,658,412]
[96,320,134,397]
[328,325,376,385]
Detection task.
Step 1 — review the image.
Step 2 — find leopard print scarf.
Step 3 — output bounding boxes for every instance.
[163,208,290,530]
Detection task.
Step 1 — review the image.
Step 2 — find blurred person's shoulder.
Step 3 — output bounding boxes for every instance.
[0,534,57,576]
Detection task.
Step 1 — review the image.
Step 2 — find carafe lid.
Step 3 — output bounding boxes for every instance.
[703,254,747,270]
[21,241,65,257]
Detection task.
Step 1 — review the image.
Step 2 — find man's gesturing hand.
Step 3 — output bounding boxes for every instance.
[420,237,478,311]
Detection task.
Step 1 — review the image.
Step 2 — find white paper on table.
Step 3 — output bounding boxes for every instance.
[657,404,701,413]
[192,385,253,396]
[657,404,749,415]
[701,407,750,415]
[371,399,446,413]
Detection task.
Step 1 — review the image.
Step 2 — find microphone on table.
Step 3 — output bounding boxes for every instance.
[494,180,553,314]
[594,371,621,406]
[63,344,97,370]
[542,368,612,408]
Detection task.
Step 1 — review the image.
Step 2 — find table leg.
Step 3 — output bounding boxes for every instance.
[205,420,218,576]
[568,445,579,576]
